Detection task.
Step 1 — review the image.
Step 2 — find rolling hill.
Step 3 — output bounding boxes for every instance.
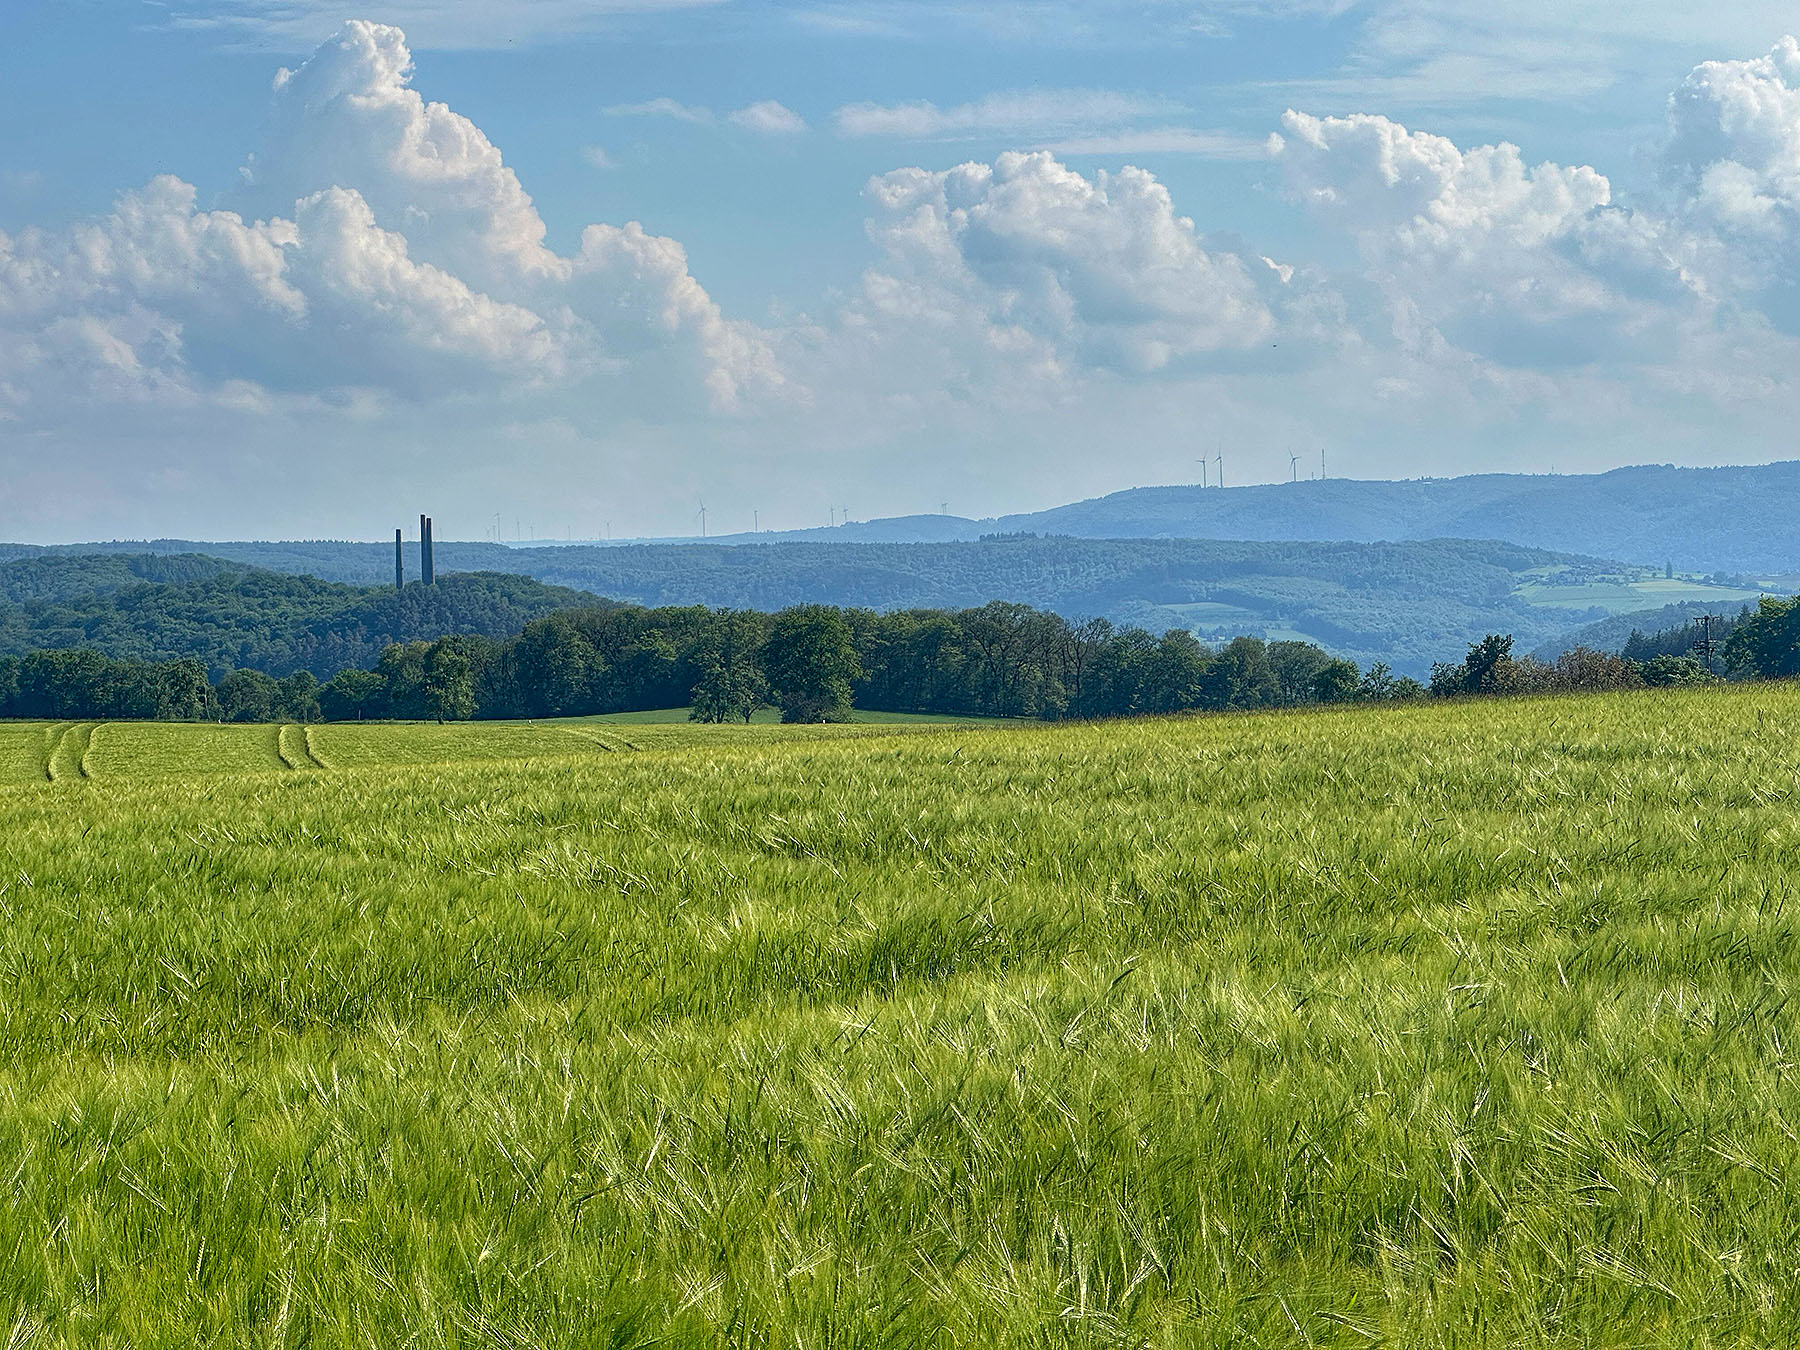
[0,558,604,678]
[0,541,1766,678]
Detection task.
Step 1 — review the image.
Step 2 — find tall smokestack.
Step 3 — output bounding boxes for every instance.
[425,516,435,585]
[420,514,432,586]
[395,528,404,590]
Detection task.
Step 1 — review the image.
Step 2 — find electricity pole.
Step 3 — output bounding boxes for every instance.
[1692,614,1723,675]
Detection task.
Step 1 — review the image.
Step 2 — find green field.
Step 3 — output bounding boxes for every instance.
[1512,567,1763,614]
[4,689,1800,1344]
[573,706,1019,727]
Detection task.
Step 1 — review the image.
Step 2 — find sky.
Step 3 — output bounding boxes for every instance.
[6,2,1800,541]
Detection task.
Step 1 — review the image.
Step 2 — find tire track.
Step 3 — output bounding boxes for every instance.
[47,724,95,782]
[556,726,634,753]
[275,724,331,771]
[41,723,69,782]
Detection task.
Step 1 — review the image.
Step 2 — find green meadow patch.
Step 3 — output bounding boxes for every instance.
[3,688,1800,1344]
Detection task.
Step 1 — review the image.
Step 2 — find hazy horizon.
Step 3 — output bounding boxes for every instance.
[4,457,1795,551]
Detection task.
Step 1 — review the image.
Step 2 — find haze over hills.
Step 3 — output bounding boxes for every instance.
[673,463,1800,577]
[5,463,1796,578]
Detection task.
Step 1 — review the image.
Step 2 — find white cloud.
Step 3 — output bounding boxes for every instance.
[0,21,782,421]
[834,89,1174,140]
[1244,2,1800,111]
[0,172,561,416]
[1272,109,1697,367]
[851,151,1289,374]
[286,187,562,389]
[580,145,618,169]
[790,2,1356,46]
[729,100,807,135]
[1663,38,1800,327]
[604,96,805,137]
[1042,127,1267,159]
[602,97,715,124]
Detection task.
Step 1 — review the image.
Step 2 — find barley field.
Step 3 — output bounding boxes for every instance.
[3,688,1800,1346]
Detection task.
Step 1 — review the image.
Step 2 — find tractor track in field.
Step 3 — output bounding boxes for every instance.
[39,723,67,781]
[46,723,97,782]
[275,725,331,772]
[554,726,636,753]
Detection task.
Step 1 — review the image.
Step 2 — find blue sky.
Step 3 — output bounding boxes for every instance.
[6,2,1800,540]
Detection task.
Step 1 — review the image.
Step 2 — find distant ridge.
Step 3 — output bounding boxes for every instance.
[10,462,1799,577]
[677,462,1800,577]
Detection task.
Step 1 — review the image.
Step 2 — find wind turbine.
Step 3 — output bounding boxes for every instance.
[1196,457,1209,488]
[1290,452,1300,483]
[697,499,708,539]
[1215,453,1224,489]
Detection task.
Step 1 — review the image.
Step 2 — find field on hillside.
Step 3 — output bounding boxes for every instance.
[4,690,1800,1344]
[1513,564,1763,615]
[0,713,1003,783]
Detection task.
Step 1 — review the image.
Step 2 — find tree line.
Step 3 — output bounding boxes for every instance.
[0,538,1606,680]
[8,593,1794,725]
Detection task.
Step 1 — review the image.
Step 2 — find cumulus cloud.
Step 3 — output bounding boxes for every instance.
[850,151,1294,376]
[0,20,781,421]
[1272,109,1695,367]
[1664,38,1800,328]
[729,100,806,134]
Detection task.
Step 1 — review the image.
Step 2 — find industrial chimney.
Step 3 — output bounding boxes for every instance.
[395,528,404,590]
[420,514,435,586]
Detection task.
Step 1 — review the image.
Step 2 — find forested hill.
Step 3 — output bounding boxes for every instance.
[1529,601,1759,663]
[0,538,1754,678]
[0,551,240,602]
[0,558,602,678]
